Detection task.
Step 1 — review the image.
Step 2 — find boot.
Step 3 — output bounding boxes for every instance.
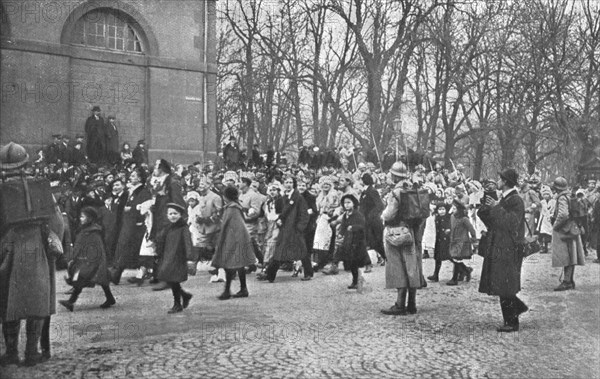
[381,289,407,315]
[22,319,43,367]
[553,281,574,291]
[0,322,20,366]
[428,260,441,282]
[407,289,417,314]
[446,265,459,286]
[182,291,193,308]
[100,286,116,309]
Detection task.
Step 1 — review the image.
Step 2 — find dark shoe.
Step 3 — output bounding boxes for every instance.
[301,276,313,281]
[218,291,231,300]
[168,304,183,314]
[59,299,74,312]
[182,292,193,308]
[423,252,430,259]
[446,280,458,286]
[256,272,268,281]
[100,298,116,309]
[465,267,473,282]
[427,275,439,282]
[347,283,358,289]
[554,281,574,291]
[516,302,529,316]
[149,278,160,284]
[496,324,519,333]
[41,350,51,362]
[380,303,407,316]
[291,270,299,278]
[21,353,43,367]
[232,289,249,298]
[152,282,169,291]
[246,264,257,275]
[0,354,20,366]
[407,303,417,314]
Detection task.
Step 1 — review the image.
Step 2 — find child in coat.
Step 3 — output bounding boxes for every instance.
[156,203,197,313]
[59,207,115,312]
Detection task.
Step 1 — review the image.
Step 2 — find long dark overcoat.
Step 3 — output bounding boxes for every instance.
[359,185,385,255]
[338,210,371,268]
[273,190,309,261]
[477,190,525,297]
[156,219,196,283]
[113,185,152,268]
[211,202,256,269]
[434,213,451,261]
[85,115,106,163]
[72,223,110,287]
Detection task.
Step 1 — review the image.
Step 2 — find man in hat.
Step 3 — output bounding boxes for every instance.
[133,140,149,165]
[85,106,107,163]
[239,176,265,266]
[45,134,62,164]
[105,115,120,164]
[223,136,240,170]
[477,168,528,332]
[0,142,61,366]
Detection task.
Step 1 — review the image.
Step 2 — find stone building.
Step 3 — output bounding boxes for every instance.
[0,0,217,163]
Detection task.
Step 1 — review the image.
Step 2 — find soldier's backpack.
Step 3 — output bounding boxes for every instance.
[0,176,55,229]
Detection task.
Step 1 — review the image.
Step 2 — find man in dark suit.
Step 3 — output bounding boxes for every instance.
[84,106,106,163]
[477,168,528,333]
[105,116,119,164]
[58,135,74,165]
[223,136,240,170]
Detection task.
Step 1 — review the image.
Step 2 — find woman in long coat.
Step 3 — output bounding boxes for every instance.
[212,186,256,299]
[359,173,385,260]
[339,194,371,290]
[59,207,115,312]
[551,178,585,291]
[313,176,340,268]
[261,176,309,282]
[112,168,152,281]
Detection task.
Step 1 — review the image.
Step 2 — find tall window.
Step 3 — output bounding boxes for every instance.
[72,9,143,53]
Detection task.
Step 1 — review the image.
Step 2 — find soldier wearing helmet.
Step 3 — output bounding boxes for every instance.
[380,161,426,316]
[0,142,62,366]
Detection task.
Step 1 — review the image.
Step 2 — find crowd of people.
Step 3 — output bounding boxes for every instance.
[1,133,599,366]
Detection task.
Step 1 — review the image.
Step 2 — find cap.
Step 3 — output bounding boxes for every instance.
[92,106,101,112]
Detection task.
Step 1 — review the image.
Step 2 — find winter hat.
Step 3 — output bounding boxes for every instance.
[167,202,187,215]
[340,193,359,208]
[80,206,99,222]
[186,191,201,202]
[361,173,374,186]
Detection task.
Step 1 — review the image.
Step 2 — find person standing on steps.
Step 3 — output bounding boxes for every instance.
[211,186,256,299]
[477,168,528,333]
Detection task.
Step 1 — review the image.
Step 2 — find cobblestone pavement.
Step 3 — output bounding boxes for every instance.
[1,252,599,379]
